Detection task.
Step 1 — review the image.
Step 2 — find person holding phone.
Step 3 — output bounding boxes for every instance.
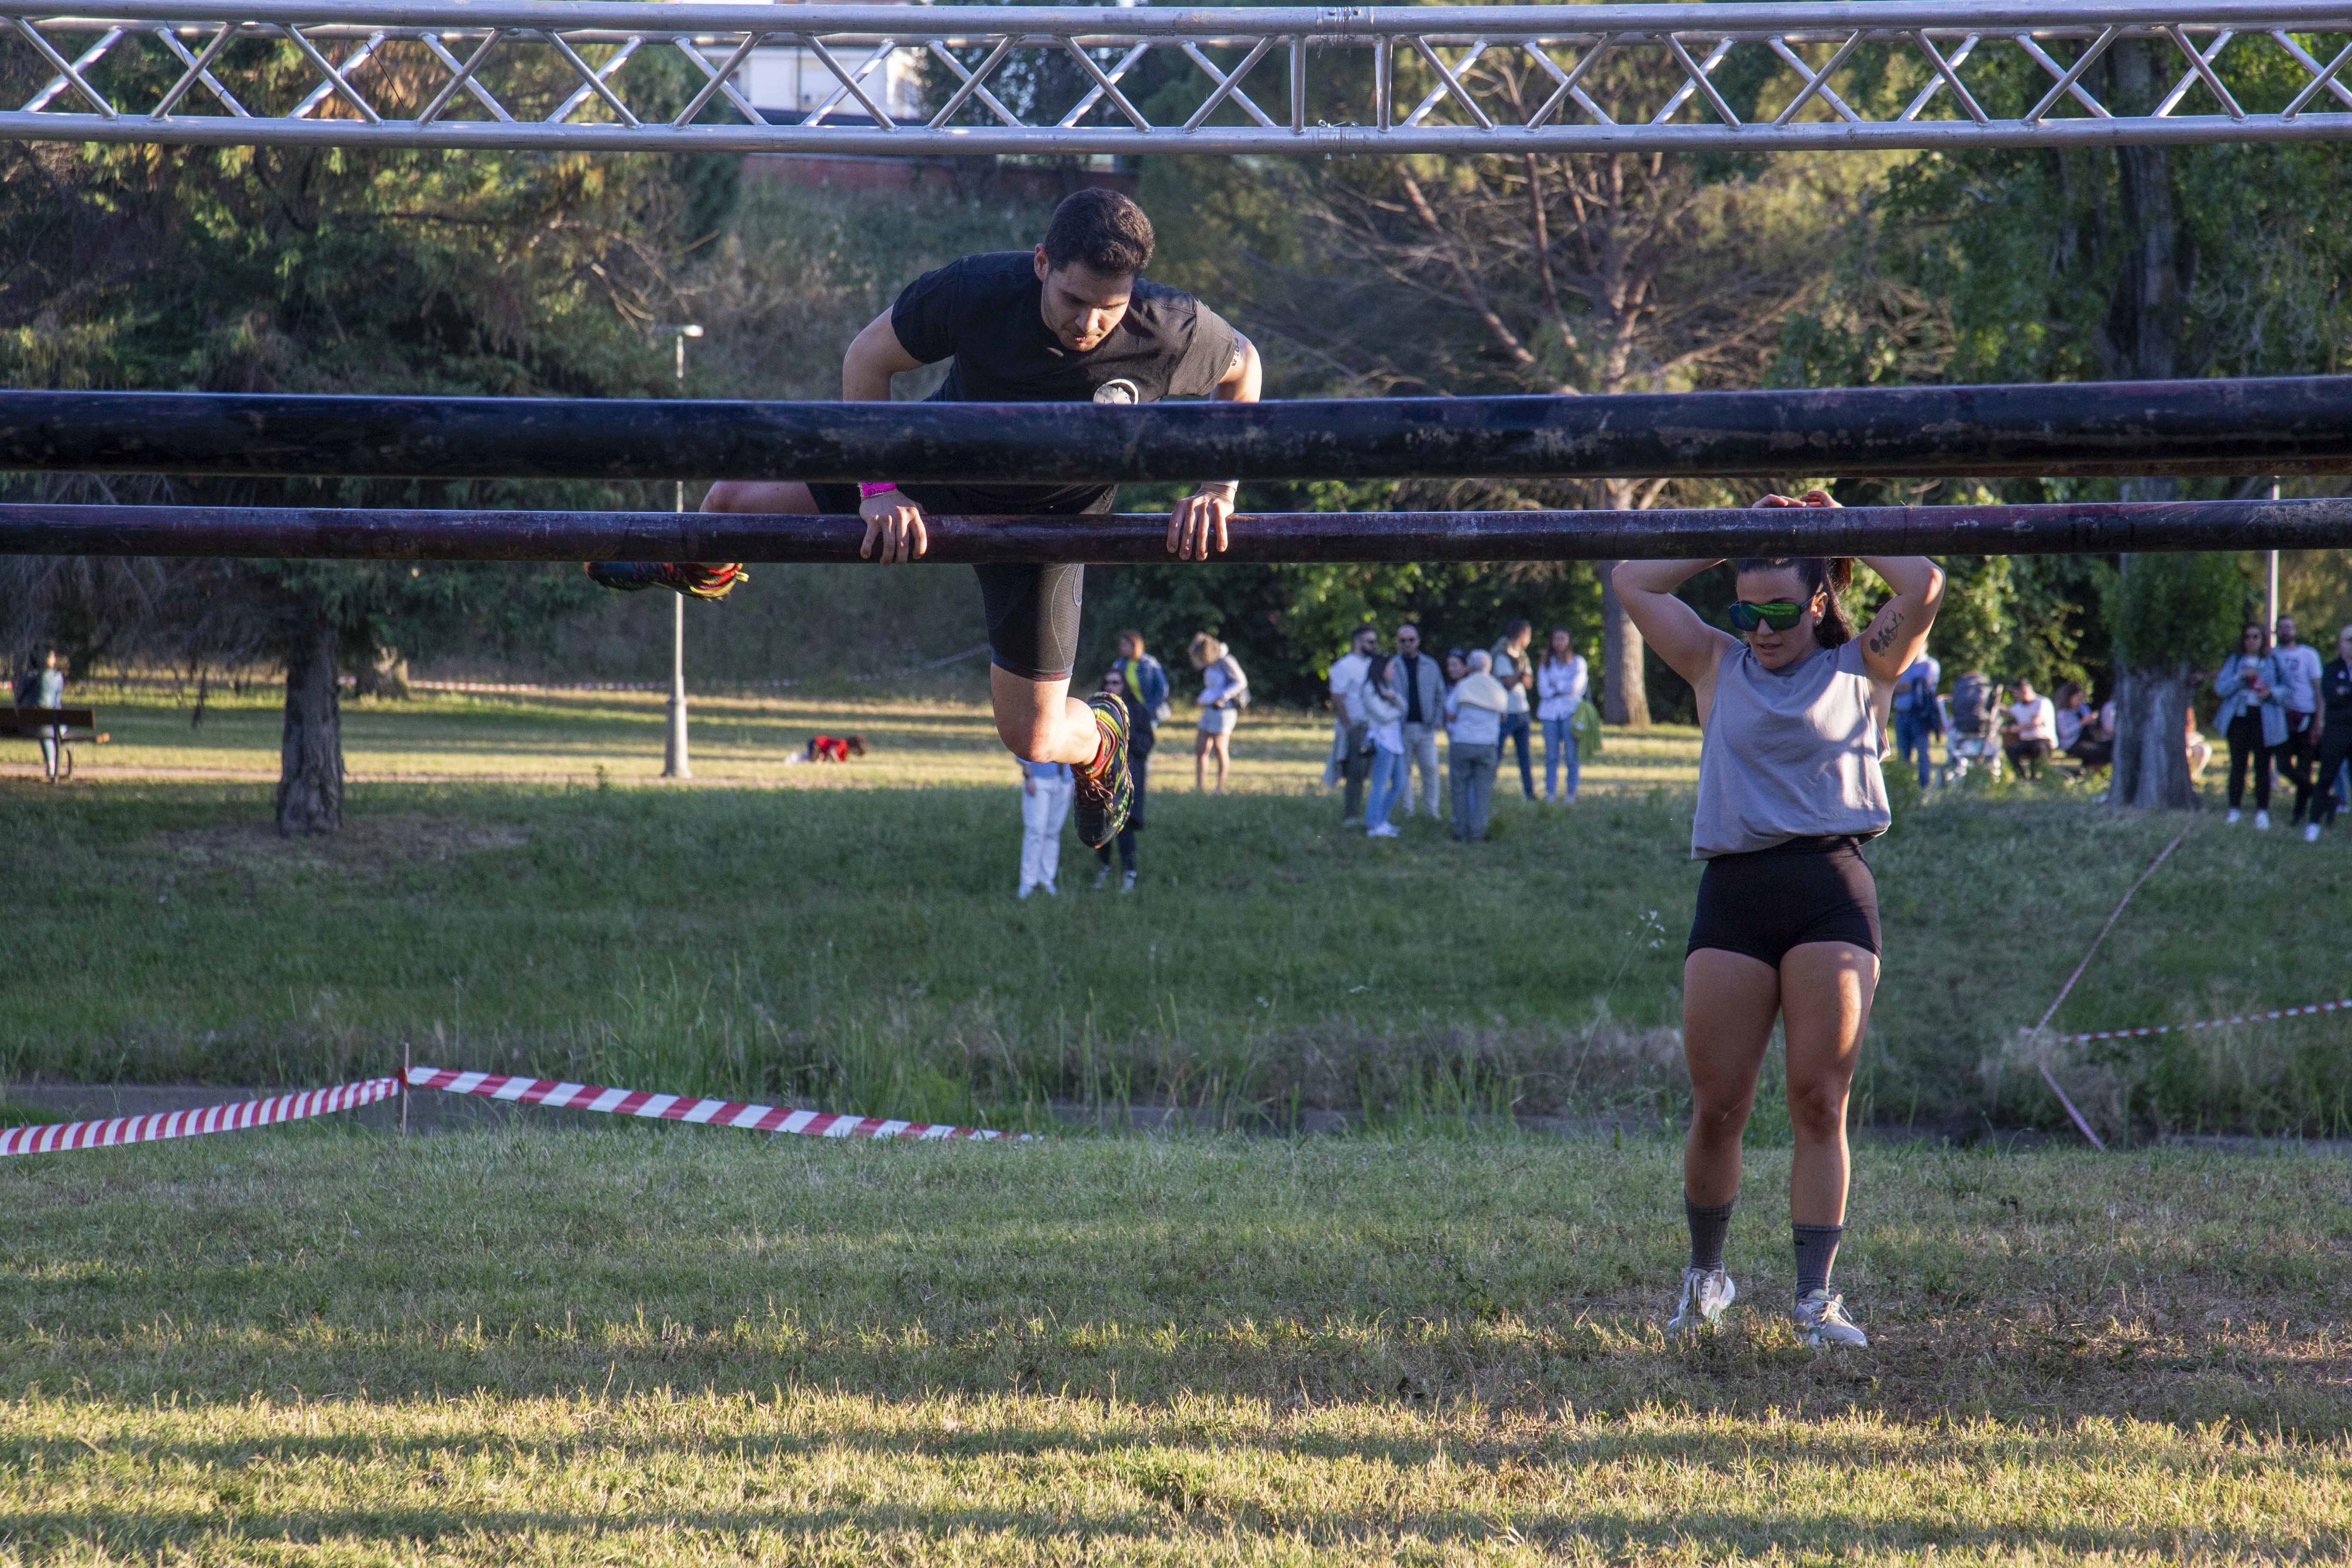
[1613,492,1944,1349]
[2215,622,2286,828]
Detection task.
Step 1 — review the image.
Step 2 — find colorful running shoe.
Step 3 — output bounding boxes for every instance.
[1793,1288,1868,1348]
[1666,1265,1736,1335]
[585,561,748,601]
[1070,693,1133,851]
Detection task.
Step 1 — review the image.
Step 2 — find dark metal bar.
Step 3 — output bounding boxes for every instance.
[5,497,2349,562]
[1,377,2349,483]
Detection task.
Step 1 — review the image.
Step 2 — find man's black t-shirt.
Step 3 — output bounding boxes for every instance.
[887,251,1240,513]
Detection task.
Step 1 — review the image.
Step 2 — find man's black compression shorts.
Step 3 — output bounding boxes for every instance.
[811,481,1108,683]
[1686,835,1881,968]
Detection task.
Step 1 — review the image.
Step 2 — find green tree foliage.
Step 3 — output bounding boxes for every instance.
[1774,30,2352,706]
[0,36,747,824]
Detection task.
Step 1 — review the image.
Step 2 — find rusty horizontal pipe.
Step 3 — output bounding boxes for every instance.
[4,497,2349,563]
[0,377,2349,483]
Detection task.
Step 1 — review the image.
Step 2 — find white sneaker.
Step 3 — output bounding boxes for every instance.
[1666,1266,1736,1335]
[1367,822,1400,838]
[1041,882,1057,897]
[2306,822,2322,843]
[1793,1289,1868,1348]
[2257,810,2272,830]
[1120,870,1137,893]
[1017,885,1033,900]
[2227,809,2242,825]
[1094,866,1112,890]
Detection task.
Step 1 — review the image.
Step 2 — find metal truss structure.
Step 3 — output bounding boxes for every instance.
[4,0,2350,155]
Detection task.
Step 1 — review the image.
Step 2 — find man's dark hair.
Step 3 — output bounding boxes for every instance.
[1042,189,1155,277]
[1354,622,1381,643]
[1504,618,1532,639]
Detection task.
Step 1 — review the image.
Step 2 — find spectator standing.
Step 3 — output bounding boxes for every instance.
[28,650,64,784]
[2272,614,2324,832]
[1489,619,1537,802]
[1890,647,1942,789]
[1534,628,1589,804]
[2002,679,2057,779]
[1093,665,1148,891]
[30,649,63,785]
[1191,632,1246,793]
[1441,647,1469,828]
[1391,623,1445,819]
[2215,622,2286,827]
[1445,650,1509,841]
[1360,652,1407,837]
[1327,624,1380,822]
[1017,757,1072,898]
[2309,625,2352,839]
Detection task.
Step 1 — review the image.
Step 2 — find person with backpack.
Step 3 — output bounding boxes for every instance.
[1890,646,1942,789]
[1191,632,1247,794]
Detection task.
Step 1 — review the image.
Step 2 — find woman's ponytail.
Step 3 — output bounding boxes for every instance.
[1736,556,1856,647]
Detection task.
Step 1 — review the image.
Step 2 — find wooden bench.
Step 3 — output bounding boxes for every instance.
[0,707,107,782]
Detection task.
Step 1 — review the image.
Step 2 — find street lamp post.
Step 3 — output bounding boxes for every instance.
[659,324,703,780]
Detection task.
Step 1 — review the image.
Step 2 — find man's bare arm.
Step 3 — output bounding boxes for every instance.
[1171,332,1262,560]
[843,309,934,564]
[844,309,925,400]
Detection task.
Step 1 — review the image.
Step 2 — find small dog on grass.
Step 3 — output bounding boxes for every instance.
[804,734,867,763]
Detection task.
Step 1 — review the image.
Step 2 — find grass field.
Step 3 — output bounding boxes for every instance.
[3,1129,2349,1563]
[4,687,2349,1136]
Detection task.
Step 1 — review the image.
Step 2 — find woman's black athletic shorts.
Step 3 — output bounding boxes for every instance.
[1686,835,1881,968]
[811,481,1111,683]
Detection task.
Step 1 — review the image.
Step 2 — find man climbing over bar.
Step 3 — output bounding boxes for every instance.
[589,190,1262,849]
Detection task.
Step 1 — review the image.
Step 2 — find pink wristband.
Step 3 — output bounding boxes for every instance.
[860,481,898,499]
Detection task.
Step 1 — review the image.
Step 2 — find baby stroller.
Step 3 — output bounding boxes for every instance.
[1939,674,2003,785]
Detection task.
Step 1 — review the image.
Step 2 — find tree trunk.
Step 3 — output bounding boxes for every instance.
[276,615,343,836]
[352,644,409,699]
[1598,565,1651,728]
[2108,655,2193,809]
[2099,40,2193,809]
[1596,478,1652,728]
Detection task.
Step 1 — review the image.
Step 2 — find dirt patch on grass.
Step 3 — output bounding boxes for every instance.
[161,816,529,874]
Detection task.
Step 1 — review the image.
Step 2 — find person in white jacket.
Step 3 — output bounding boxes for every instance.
[1445,651,1511,842]
[1534,628,1590,804]
[1360,654,1408,837]
[1017,757,1072,897]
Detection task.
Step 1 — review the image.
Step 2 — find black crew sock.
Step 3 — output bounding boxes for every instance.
[1793,1223,1845,1301]
[1684,1197,1734,1272]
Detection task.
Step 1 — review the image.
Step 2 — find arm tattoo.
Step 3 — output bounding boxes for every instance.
[1867,609,1906,656]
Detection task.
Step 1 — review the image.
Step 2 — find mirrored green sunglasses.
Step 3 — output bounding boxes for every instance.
[1728,599,1807,633]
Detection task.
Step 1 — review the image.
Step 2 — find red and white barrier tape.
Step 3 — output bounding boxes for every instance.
[0,1077,398,1158]
[2055,998,2352,1044]
[407,1066,1029,1142]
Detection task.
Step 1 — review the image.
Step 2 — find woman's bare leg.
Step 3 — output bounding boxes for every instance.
[1777,942,1877,1226]
[1681,948,1782,1206]
[1213,732,1231,792]
[1194,730,1210,791]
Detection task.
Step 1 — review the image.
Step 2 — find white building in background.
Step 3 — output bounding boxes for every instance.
[737,43,925,122]
[675,0,925,122]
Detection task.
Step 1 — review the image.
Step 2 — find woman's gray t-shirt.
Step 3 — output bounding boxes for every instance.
[1691,638,1890,859]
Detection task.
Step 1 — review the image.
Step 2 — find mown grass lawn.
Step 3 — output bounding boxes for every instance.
[5,743,2348,1133]
[2,1128,2348,1564]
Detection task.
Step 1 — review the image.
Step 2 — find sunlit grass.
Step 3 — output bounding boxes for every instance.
[1,1132,2348,1563]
